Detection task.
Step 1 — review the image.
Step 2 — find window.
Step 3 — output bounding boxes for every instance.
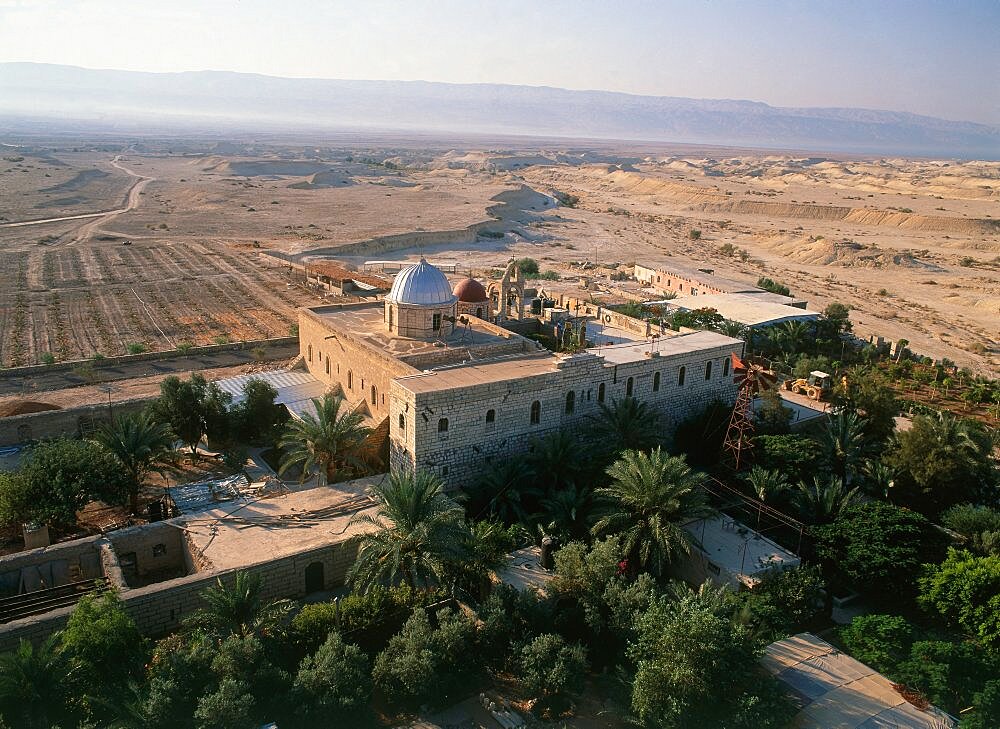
[678,366,686,386]
[442,466,449,477]
[653,371,661,392]
[723,357,731,377]
[486,409,496,424]
[398,414,405,431]
[476,307,483,318]
[705,361,713,380]
[371,385,377,405]
[438,418,449,433]
[432,313,442,331]
[308,344,313,362]
[598,383,606,403]
[325,359,330,375]
[347,370,353,390]
[530,400,541,425]
[388,306,393,329]
[625,377,634,397]
[565,391,575,414]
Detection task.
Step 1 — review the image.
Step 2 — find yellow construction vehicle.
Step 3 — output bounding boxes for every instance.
[784,370,833,401]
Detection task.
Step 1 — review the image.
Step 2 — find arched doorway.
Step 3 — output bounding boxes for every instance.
[304,561,325,593]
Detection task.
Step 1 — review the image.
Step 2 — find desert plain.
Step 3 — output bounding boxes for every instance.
[1,134,997,376]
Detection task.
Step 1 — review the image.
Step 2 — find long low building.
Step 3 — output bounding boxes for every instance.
[666,292,821,328]
[299,258,743,488]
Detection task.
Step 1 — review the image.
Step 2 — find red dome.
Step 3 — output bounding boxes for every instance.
[453,277,488,303]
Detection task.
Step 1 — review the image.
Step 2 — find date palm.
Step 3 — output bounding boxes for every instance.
[185,570,292,639]
[794,475,862,525]
[539,485,594,542]
[467,459,540,525]
[349,470,469,593]
[744,466,790,505]
[527,430,592,492]
[817,411,868,482]
[0,636,75,728]
[95,411,175,514]
[592,448,713,576]
[588,397,664,461]
[278,393,371,485]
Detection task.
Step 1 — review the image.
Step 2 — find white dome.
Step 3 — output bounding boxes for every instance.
[387,258,457,306]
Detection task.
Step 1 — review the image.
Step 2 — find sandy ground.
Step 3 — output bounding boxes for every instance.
[1,139,996,375]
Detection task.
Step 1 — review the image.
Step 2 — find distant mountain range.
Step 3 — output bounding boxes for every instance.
[1,63,998,158]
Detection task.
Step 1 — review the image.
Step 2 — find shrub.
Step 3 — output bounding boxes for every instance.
[126,342,148,355]
[839,614,915,674]
[372,607,477,709]
[516,258,539,276]
[519,633,588,699]
[942,504,1000,556]
[688,228,702,240]
[752,434,815,483]
[476,585,556,671]
[739,566,826,640]
[756,277,791,296]
[918,548,1000,650]
[40,352,55,365]
[292,631,372,724]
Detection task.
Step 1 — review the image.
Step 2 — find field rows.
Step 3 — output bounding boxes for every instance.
[0,242,319,366]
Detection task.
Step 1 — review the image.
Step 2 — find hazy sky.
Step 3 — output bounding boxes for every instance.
[2,0,998,124]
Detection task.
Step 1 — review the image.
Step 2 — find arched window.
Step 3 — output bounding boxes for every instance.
[705,361,713,380]
[678,366,686,386]
[325,359,330,375]
[626,377,634,397]
[398,413,405,431]
[530,400,541,425]
[388,306,394,329]
[347,370,353,390]
[486,409,496,424]
[438,418,449,433]
[371,385,377,405]
[598,383,606,403]
[476,307,483,318]
[653,371,661,392]
[565,391,575,414]
[308,344,313,362]
[723,357,731,377]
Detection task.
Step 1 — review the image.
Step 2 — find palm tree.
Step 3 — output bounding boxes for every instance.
[861,460,895,500]
[0,636,75,728]
[717,319,748,340]
[278,393,371,485]
[794,475,862,525]
[466,459,539,525]
[744,466,790,504]
[592,448,714,576]
[348,470,469,593]
[185,571,292,639]
[587,397,664,460]
[527,429,592,492]
[95,412,175,514]
[778,321,811,354]
[817,411,868,482]
[539,485,594,542]
[450,519,520,601]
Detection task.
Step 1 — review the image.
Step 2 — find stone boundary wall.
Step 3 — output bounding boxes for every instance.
[400,338,532,371]
[0,534,361,651]
[0,398,149,447]
[0,337,297,380]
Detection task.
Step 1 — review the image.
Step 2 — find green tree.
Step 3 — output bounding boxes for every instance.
[587,397,665,460]
[964,680,1000,729]
[737,566,826,640]
[628,592,794,729]
[838,614,915,674]
[0,438,130,528]
[754,388,792,435]
[593,448,713,576]
[538,485,595,542]
[527,429,594,492]
[888,413,996,515]
[291,631,372,725]
[833,375,899,446]
[143,633,216,728]
[519,633,588,701]
[671,399,732,468]
[372,607,477,709]
[816,411,868,481]
[193,677,255,729]
[186,571,293,639]
[744,466,790,505]
[942,504,1000,556]
[349,470,469,592]
[794,475,861,525]
[516,257,540,276]
[466,459,539,525]
[278,393,371,485]
[0,636,75,729]
[752,434,815,482]
[230,378,289,446]
[60,589,146,718]
[447,519,519,601]
[815,502,946,604]
[148,374,232,456]
[918,549,1000,651]
[94,411,174,514]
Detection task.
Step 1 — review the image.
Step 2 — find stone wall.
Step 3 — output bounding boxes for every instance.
[0,534,106,597]
[0,398,148,447]
[299,306,418,420]
[390,338,740,488]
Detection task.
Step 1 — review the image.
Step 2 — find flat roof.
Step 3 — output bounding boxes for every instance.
[637,262,762,293]
[182,478,381,570]
[763,633,957,728]
[684,514,800,584]
[308,303,515,360]
[591,329,740,365]
[394,352,562,395]
[669,293,820,327]
[212,369,329,420]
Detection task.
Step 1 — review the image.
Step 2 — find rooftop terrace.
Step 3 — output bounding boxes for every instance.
[590,329,740,365]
